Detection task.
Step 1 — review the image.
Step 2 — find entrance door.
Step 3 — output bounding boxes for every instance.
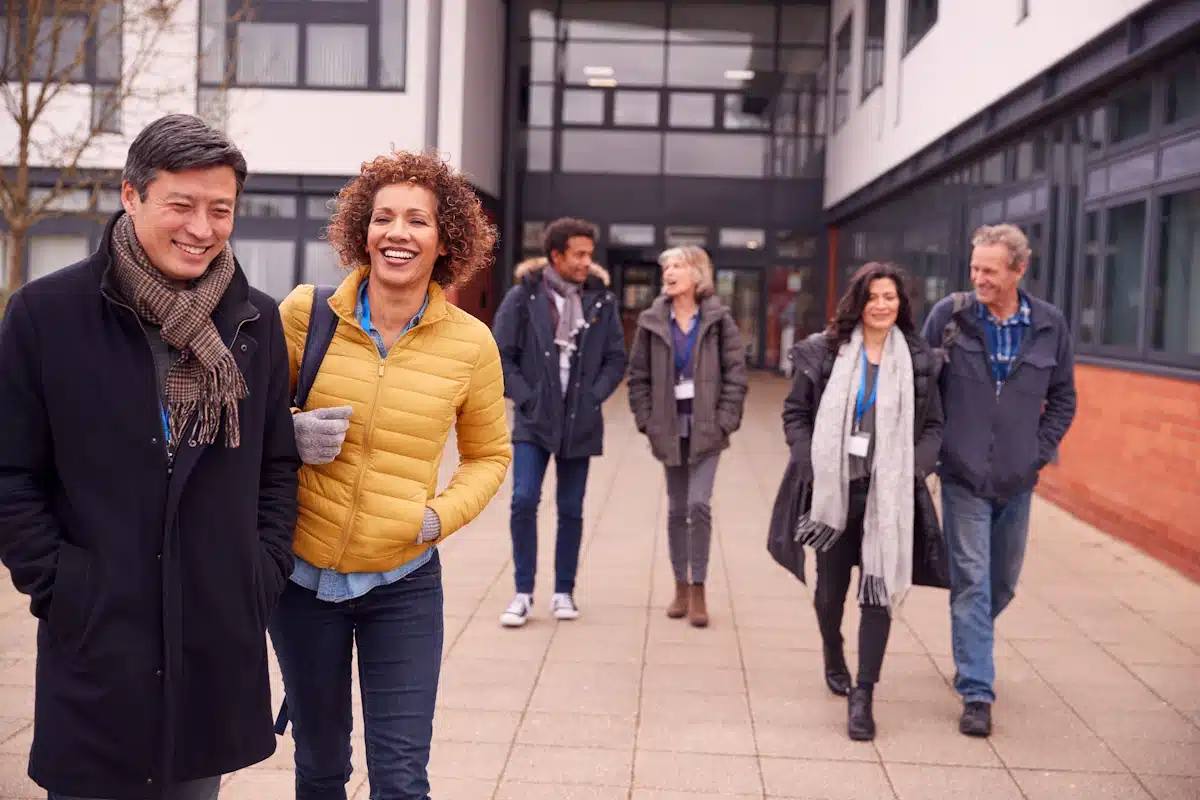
[715,268,763,367]
[611,257,661,353]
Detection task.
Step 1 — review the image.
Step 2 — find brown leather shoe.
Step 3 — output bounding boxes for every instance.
[688,583,709,628]
[666,581,689,619]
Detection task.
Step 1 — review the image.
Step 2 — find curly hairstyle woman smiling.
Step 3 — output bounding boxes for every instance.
[271,150,511,800]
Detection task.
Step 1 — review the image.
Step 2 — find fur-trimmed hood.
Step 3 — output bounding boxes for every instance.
[514,256,611,288]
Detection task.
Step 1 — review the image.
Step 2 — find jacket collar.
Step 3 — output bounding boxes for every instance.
[641,293,723,340]
[957,290,1055,337]
[513,257,611,292]
[94,211,258,339]
[329,266,449,330]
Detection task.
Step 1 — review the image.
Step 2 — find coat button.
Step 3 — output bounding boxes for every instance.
[151,437,157,444]
[156,668,163,677]
[240,344,247,352]
[146,778,153,785]
[544,351,550,357]
[156,553,162,561]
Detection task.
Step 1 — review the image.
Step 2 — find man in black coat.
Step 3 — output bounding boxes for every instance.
[0,114,300,799]
[491,217,626,627]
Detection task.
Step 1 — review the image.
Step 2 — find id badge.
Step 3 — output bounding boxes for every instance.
[848,432,871,458]
[674,379,696,400]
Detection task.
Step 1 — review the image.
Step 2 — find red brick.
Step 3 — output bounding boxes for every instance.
[1039,364,1200,582]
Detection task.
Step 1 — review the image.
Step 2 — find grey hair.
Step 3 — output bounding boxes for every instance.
[658,245,715,299]
[972,223,1031,270]
[122,114,248,200]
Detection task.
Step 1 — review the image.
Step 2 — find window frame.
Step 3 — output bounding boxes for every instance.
[861,0,885,102]
[832,12,852,131]
[903,0,937,56]
[1143,174,1200,371]
[1077,189,1152,361]
[199,0,408,92]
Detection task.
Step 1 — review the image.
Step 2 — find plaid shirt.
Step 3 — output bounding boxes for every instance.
[978,293,1032,395]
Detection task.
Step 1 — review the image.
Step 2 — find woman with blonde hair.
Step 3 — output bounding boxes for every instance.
[271,150,511,798]
[627,245,748,626]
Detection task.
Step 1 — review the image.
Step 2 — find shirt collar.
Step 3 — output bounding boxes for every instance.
[978,292,1032,327]
[356,275,429,337]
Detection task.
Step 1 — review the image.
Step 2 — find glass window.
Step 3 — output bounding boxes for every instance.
[665,226,708,247]
[1109,85,1152,143]
[237,23,299,85]
[307,196,336,220]
[33,17,86,81]
[862,0,886,98]
[724,94,770,130]
[561,1,666,41]
[1100,200,1146,348]
[527,40,557,82]
[30,188,89,212]
[1161,134,1200,181]
[1080,210,1100,345]
[563,41,663,85]
[610,224,656,246]
[719,228,765,249]
[199,0,227,83]
[669,92,715,127]
[905,0,938,53]
[667,44,773,89]
[522,221,546,253]
[28,235,90,282]
[234,239,298,301]
[716,269,761,363]
[527,85,555,127]
[562,89,605,124]
[518,0,557,38]
[614,90,659,126]
[668,2,776,44]
[526,129,553,172]
[96,189,123,213]
[95,3,123,82]
[239,194,298,219]
[561,130,662,174]
[1166,59,1199,124]
[1153,189,1200,356]
[307,24,369,87]
[981,153,1006,186]
[833,17,851,129]
[303,240,344,287]
[379,0,408,88]
[780,5,828,45]
[1014,137,1046,179]
[664,132,767,178]
[91,86,121,135]
[776,231,817,259]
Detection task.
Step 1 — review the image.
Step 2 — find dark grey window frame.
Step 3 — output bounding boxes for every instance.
[1143,173,1200,371]
[0,2,123,85]
[903,0,937,55]
[861,0,885,102]
[200,0,407,92]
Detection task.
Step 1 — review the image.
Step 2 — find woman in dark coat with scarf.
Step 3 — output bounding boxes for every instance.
[628,245,748,628]
[771,261,948,741]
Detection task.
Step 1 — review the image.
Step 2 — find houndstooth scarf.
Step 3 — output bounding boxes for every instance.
[110,213,248,448]
[795,326,915,610]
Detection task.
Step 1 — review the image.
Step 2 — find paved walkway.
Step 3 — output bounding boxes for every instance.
[1,377,1198,799]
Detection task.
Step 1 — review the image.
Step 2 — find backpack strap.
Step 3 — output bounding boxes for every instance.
[938,291,972,360]
[292,286,339,410]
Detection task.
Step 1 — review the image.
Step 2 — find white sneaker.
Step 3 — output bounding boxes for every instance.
[551,593,580,621]
[500,593,533,628]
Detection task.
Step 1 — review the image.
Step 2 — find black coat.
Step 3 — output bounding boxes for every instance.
[0,215,300,799]
[767,332,950,589]
[492,263,627,460]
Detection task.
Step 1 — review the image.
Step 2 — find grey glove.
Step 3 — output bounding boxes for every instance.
[417,507,441,544]
[293,405,353,465]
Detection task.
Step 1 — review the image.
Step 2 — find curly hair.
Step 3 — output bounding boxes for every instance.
[542,217,597,261]
[324,150,497,288]
[825,261,917,348]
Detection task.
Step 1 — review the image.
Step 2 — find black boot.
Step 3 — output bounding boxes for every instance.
[848,685,876,741]
[823,645,852,697]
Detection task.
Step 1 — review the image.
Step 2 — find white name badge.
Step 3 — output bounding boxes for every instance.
[848,432,871,458]
[674,379,696,400]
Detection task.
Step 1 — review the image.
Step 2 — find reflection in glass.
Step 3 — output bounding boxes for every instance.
[716,269,761,364]
[766,266,818,371]
[563,89,605,124]
[667,44,773,88]
[526,129,553,172]
[561,130,662,174]
[1154,189,1200,355]
[719,228,766,249]
[610,223,656,246]
[563,41,664,85]
[668,2,776,44]
[237,23,299,85]
[1079,211,1099,345]
[614,91,659,126]
[1110,85,1152,143]
[664,133,767,178]
[307,24,369,87]
[776,231,817,259]
[561,0,666,41]
[1101,201,1146,348]
[666,226,708,247]
[1166,59,1199,124]
[669,92,715,127]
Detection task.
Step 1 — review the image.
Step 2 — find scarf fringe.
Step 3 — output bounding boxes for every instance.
[168,355,249,449]
[794,514,845,552]
[858,574,890,609]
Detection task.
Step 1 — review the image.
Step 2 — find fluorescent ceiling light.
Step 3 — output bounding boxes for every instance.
[587,77,618,88]
[746,240,761,249]
[724,69,755,81]
[583,66,614,77]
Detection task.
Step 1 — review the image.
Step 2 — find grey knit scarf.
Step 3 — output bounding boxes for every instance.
[795,326,915,610]
[542,264,586,355]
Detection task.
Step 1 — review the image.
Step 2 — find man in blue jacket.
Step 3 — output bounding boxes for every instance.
[922,223,1076,738]
[492,218,627,627]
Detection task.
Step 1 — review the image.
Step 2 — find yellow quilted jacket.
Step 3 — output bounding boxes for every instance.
[279,268,511,573]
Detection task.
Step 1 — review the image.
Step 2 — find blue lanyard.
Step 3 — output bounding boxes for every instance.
[854,350,878,430]
[673,316,700,375]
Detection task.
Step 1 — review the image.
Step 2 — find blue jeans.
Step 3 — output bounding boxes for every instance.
[49,778,220,800]
[942,481,1033,705]
[269,552,444,800]
[510,442,591,595]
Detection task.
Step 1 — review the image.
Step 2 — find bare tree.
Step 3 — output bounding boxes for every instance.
[0,0,249,305]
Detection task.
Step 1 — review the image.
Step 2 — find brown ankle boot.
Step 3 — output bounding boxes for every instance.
[688,583,709,628]
[666,581,689,619]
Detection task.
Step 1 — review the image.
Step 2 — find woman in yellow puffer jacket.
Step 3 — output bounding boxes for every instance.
[270,151,511,800]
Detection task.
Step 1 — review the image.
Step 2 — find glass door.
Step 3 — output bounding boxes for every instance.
[765,266,820,373]
[612,257,661,353]
[715,268,763,367]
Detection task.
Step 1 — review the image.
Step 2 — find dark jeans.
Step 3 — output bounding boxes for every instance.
[49,777,220,800]
[813,479,892,686]
[269,552,444,800]
[510,441,591,595]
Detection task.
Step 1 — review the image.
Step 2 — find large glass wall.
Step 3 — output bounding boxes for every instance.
[836,47,1200,374]
[511,0,831,369]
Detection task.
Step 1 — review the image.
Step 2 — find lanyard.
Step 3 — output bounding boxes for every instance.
[160,404,171,443]
[854,350,878,430]
[673,316,700,376]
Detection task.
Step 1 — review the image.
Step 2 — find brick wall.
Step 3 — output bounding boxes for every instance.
[1038,364,1200,581]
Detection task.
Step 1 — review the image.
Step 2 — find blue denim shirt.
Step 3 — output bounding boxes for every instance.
[290,277,432,602]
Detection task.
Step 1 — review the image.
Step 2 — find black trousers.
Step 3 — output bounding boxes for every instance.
[813,478,892,686]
